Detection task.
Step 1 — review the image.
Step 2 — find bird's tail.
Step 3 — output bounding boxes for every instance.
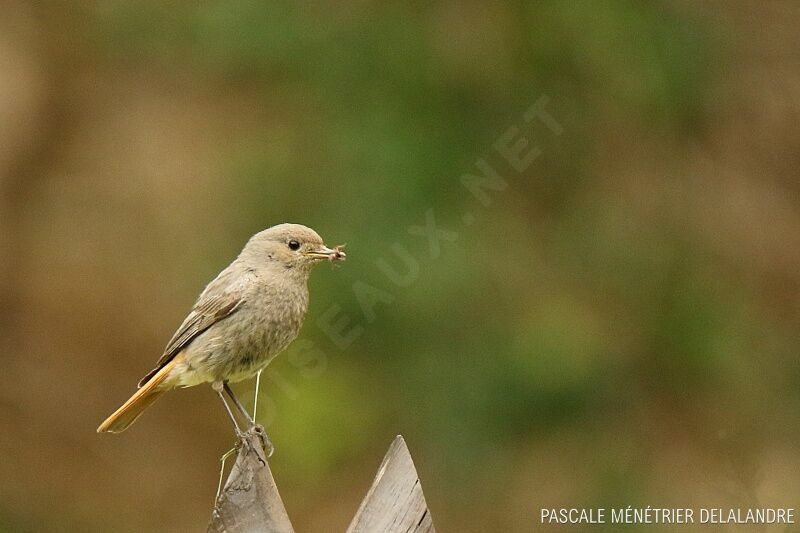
[97,357,180,433]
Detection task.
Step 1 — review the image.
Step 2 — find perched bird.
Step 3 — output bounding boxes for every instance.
[97,223,345,448]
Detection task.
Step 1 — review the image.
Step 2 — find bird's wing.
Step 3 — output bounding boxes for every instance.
[137,286,245,388]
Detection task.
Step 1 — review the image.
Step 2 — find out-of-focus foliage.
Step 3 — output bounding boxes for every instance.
[1,2,798,532]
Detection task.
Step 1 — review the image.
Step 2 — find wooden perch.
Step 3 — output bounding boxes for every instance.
[347,435,436,533]
[207,433,435,532]
[208,430,295,533]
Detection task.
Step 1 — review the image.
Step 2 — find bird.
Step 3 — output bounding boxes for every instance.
[97,223,346,451]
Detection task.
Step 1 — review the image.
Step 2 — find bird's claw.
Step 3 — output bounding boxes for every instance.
[236,424,273,462]
[250,424,274,458]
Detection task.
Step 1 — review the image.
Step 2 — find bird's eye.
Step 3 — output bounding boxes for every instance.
[288,240,301,251]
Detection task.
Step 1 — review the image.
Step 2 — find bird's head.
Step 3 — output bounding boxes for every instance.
[241,223,346,272]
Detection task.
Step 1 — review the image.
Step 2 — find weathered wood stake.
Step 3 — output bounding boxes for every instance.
[207,433,435,532]
[208,430,295,533]
[347,435,436,533]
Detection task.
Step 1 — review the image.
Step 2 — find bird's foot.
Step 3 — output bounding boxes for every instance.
[250,424,274,458]
[237,424,273,461]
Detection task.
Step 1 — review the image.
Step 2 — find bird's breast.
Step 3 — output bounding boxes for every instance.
[173,271,312,385]
[225,281,309,378]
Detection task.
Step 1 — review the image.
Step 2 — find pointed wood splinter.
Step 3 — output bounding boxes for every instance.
[207,433,435,532]
[347,435,436,533]
[207,430,294,533]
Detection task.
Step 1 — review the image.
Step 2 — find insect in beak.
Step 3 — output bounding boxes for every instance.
[304,244,346,262]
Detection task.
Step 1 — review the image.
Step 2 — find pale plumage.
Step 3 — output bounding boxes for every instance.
[98,223,345,434]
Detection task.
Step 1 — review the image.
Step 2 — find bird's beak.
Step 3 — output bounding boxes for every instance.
[304,245,346,262]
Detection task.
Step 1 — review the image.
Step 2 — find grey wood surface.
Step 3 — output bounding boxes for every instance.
[346,435,436,533]
[207,431,295,533]
[207,433,435,532]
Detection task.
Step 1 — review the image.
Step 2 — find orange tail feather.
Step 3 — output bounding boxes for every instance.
[97,357,180,433]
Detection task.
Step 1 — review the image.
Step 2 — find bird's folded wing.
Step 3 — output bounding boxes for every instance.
[137,290,244,388]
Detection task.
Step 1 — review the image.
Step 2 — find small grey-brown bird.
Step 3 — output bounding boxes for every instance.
[97,223,345,445]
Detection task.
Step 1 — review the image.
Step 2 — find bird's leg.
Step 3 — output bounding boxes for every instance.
[223,381,273,457]
[222,381,256,426]
[212,381,243,437]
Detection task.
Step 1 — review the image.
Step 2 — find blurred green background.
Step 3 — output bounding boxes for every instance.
[1,1,799,532]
